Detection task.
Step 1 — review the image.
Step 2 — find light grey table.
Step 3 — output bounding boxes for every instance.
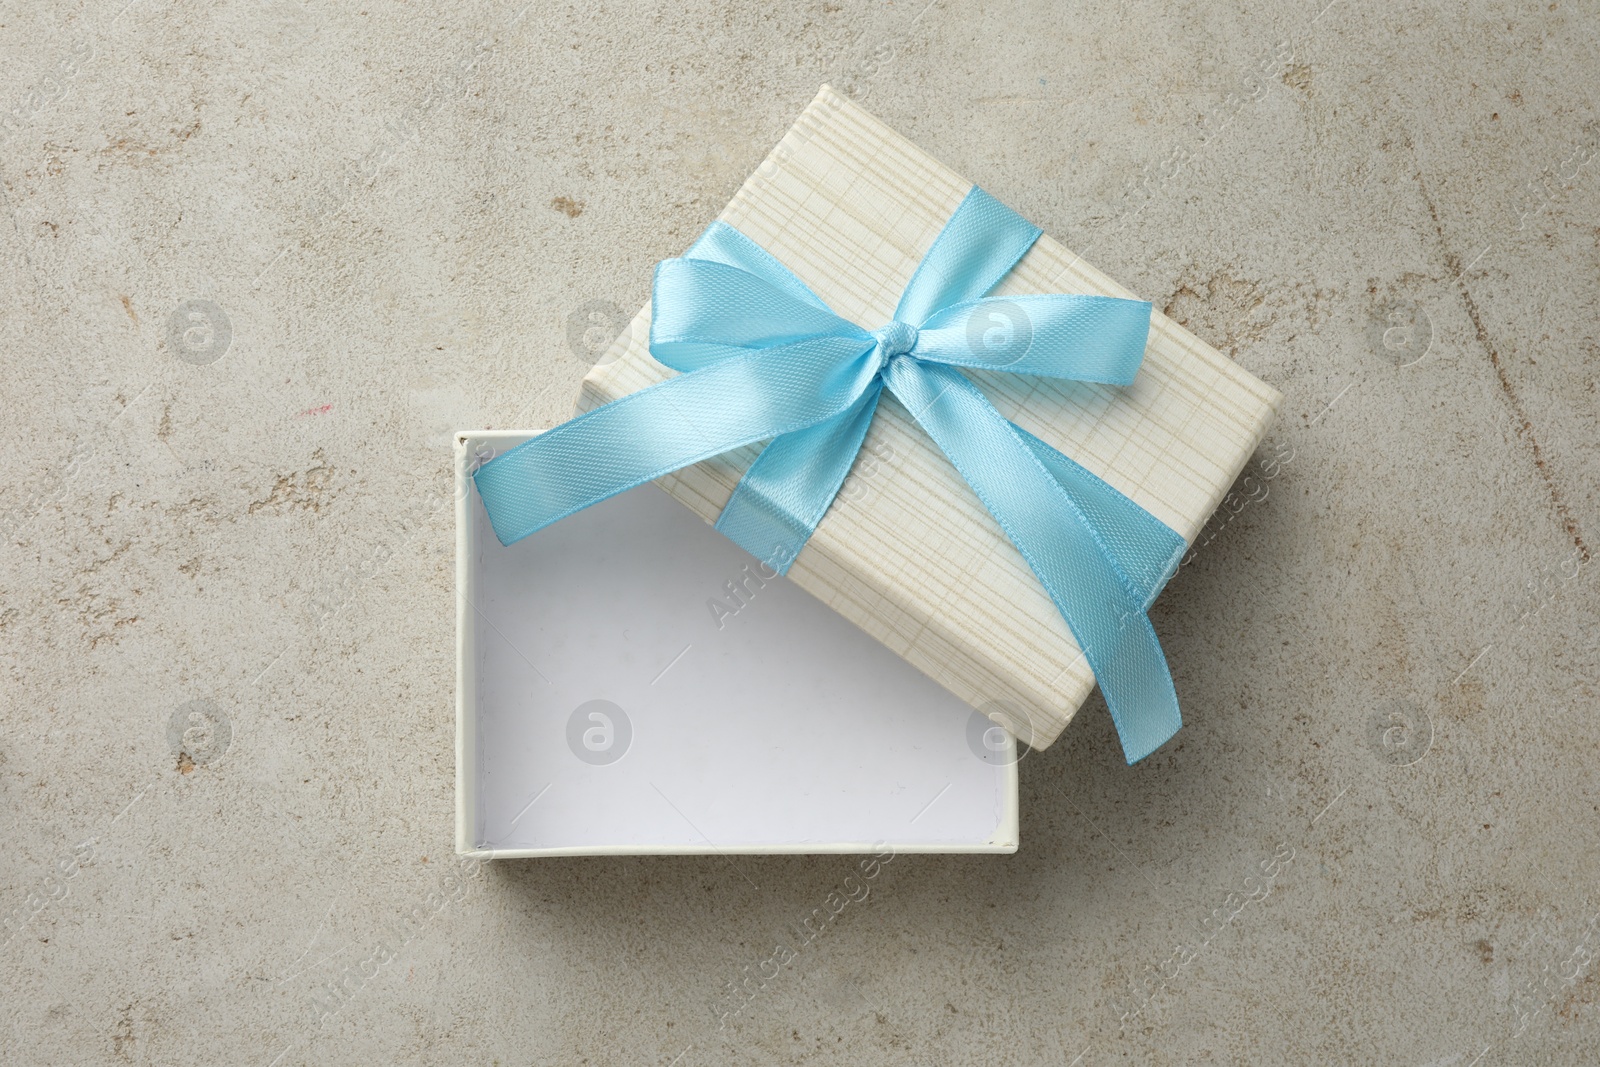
[2,1,1596,1063]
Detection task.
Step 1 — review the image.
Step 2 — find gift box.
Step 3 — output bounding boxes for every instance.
[455,431,1018,857]
[570,86,1281,752]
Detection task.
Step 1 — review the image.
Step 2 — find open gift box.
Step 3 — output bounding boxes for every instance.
[456,86,1279,855]
[455,431,1018,857]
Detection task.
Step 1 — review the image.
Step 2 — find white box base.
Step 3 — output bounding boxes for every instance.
[455,432,1019,857]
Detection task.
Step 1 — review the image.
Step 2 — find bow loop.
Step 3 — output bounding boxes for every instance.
[914,294,1151,385]
[649,258,869,374]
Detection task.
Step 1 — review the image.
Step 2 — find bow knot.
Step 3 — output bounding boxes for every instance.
[872,321,919,369]
[473,185,1191,763]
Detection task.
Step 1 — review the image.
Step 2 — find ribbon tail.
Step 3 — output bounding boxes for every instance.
[473,337,875,546]
[715,384,884,575]
[882,359,1182,764]
[1009,423,1187,608]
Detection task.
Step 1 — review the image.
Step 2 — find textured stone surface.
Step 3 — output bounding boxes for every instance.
[2,1,1597,1063]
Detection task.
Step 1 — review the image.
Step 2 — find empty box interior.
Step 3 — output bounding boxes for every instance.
[455,432,1018,856]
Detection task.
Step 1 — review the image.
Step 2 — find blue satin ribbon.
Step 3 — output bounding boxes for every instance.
[475,186,1189,762]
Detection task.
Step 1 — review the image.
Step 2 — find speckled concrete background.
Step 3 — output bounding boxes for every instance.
[2,0,1597,1063]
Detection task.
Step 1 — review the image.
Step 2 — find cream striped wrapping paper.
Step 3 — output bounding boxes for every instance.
[578,85,1281,750]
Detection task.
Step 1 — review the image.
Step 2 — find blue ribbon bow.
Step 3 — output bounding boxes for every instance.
[475,186,1189,762]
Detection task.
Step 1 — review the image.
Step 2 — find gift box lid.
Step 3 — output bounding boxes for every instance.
[578,86,1281,750]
